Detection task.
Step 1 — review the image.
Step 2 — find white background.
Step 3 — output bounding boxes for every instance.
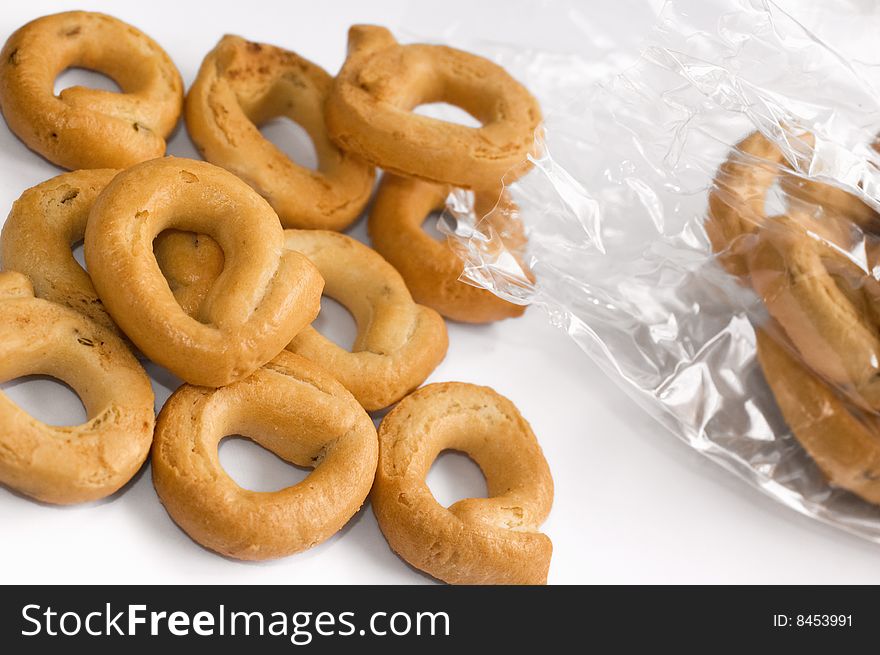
[2,0,880,584]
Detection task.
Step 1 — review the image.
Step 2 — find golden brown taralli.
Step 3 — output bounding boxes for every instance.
[748,215,880,409]
[372,382,553,584]
[707,131,880,408]
[0,11,183,169]
[325,25,542,190]
[84,157,323,387]
[756,328,880,505]
[707,131,879,278]
[369,174,527,323]
[151,351,378,561]
[186,35,374,230]
[284,229,448,410]
[0,271,154,504]
[1,169,120,333]
[706,131,792,277]
[1,170,222,335]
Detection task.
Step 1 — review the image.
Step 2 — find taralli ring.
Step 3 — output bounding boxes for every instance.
[1,169,121,334]
[147,228,448,409]
[0,170,220,337]
[186,35,374,230]
[369,174,527,323]
[151,352,378,560]
[707,131,878,277]
[0,11,183,170]
[706,131,792,277]
[84,157,324,387]
[284,229,448,410]
[325,25,542,190]
[748,214,880,409]
[372,382,554,584]
[0,271,154,504]
[757,327,880,505]
[708,131,880,408]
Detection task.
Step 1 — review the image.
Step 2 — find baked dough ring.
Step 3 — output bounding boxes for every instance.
[0,271,154,504]
[0,11,183,169]
[748,215,880,409]
[0,170,223,336]
[151,351,378,560]
[284,229,448,410]
[84,157,323,387]
[707,131,879,277]
[369,174,527,323]
[325,25,541,190]
[186,35,374,230]
[372,382,554,584]
[756,327,880,505]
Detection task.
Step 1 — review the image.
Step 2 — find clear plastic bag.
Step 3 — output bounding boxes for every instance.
[438,0,880,541]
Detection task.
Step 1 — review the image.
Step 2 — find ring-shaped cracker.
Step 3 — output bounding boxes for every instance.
[757,328,880,505]
[372,382,553,585]
[0,11,183,169]
[284,229,448,411]
[0,170,223,336]
[0,271,154,504]
[151,351,378,560]
[709,131,880,407]
[706,131,794,277]
[325,25,541,190]
[369,174,527,323]
[186,35,374,230]
[84,157,323,387]
[748,215,880,408]
[707,131,878,276]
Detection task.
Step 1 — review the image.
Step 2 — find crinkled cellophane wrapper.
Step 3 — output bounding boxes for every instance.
[430,0,880,541]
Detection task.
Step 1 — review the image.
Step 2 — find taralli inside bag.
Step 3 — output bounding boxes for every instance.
[437,0,880,542]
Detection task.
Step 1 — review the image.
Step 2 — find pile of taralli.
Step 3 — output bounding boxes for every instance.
[0,11,553,585]
[708,132,880,506]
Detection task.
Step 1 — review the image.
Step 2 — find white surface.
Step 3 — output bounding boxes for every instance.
[2,0,880,585]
